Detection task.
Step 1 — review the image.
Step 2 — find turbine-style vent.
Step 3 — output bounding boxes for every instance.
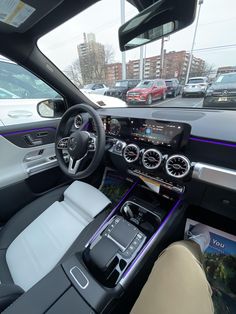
[166,155,191,178]
[123,144,140,163]
[142,149,162,169]
[74,114,83,128]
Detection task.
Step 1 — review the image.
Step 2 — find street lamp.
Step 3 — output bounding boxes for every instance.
[185,0,204,84]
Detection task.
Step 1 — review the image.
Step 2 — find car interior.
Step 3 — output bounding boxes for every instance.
[0,0,236,313]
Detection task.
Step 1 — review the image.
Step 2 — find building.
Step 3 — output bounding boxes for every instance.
[124,51,205,82]
[163,51,205,82]
[105,63,122,86]
[77,33,106,85]
[217,66,236,75]
[127,56,161,80]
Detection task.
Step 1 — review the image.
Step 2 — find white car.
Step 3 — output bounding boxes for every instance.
[182,77,208,97]
[0,98,51,126]
[81,83,109,95]
[81,90,127,107]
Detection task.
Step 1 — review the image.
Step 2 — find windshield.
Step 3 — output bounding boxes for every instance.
[38,0,236,109]
[165,81,173,86]
[215,74,236,84]
[115,81,128,88]
[187,78,205,84]
[136,81,154,88]
[84,84,94,89]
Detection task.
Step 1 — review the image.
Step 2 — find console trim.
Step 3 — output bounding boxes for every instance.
[70,266,89,289]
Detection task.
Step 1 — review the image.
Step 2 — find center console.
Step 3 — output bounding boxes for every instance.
[3,182,182,314]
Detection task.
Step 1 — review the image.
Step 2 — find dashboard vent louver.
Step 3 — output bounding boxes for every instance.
[166,155,191,178]
[123,144,140,163]
[142,149,162,169]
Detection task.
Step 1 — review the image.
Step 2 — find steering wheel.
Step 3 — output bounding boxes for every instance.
[55,104,105,179]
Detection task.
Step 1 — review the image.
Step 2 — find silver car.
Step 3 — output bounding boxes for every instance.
[182,77,208,97]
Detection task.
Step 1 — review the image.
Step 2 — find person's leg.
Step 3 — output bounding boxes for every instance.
[131,240,214,314]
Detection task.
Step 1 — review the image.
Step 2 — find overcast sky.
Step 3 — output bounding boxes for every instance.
[38,0,236,72]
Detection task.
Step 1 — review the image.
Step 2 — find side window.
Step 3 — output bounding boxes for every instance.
[94,84,103,89]
[0,59,58,99]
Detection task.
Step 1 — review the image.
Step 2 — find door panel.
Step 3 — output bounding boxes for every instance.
[0,120,70,222]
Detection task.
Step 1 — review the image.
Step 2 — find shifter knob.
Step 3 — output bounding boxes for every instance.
[123,203,134,218]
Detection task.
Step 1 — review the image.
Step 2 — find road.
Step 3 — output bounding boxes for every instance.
[151,96,204,108]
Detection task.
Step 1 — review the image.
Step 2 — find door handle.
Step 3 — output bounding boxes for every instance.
[24,134,43,146]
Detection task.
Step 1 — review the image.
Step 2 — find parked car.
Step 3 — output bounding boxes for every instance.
[203,72,236,108]
[165,79,181,97]
[81,83,108,95]
[105,79,140,100]
[182,77,208,97]
[126,79,167,105]
[81,90,127,107]
[0,88,20,99]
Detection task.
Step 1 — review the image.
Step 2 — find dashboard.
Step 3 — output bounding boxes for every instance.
[73,107,236,203]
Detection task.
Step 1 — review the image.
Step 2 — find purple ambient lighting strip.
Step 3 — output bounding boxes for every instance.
[190,136,236,148]
[86,180,139,247]
[122,199,182,280]
[1,127,56,137]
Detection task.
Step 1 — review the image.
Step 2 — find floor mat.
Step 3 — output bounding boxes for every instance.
[185,219,236,314]
[99,167,133,205]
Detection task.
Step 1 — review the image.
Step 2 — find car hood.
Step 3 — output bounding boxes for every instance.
[81,90,127,107]
[211,83,236,91]
[128,88,151,93]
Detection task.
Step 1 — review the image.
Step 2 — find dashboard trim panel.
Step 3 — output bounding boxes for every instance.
[190,136,236,148]
[193,162,236,191]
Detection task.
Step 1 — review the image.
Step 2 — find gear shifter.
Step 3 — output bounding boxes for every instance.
[123,203,134,219]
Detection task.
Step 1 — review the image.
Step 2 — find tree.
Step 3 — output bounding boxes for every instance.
[63,59,82,87]
[104,45,114,65]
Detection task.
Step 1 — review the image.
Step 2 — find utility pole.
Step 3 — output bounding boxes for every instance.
[159,37,165,78]
[185,0,204,84]
[120,0,126,80]
[139,46,144,80]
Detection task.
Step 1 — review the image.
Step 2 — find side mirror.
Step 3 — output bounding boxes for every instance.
[119,0,197,51]
[37,99,66,118]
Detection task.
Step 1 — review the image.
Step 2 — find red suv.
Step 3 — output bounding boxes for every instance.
[126,79,167,105]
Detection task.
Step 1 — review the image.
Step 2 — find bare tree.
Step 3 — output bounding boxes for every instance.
[104,45,115,65]
[63,59,82,87]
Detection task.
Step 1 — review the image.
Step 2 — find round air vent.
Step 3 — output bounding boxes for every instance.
[142,149,162,169]
[166,155,191,178]
[123,144,140,163]
[74,114,83,128]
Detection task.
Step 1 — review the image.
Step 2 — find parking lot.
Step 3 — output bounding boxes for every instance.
[151,96,204,108]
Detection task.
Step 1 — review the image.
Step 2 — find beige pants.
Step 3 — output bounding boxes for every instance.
[131,241,214,314]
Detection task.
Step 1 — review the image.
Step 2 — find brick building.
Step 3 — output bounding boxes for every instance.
[163,51,205,82]
[105,63,122,86]
[217,66,236,75]
[127,56,161,79]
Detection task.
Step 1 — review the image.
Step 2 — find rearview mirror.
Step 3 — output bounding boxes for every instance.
[119,0,197,51]
[37,99,66,118]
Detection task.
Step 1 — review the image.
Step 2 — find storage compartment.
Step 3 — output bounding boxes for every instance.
[46,288,94,314]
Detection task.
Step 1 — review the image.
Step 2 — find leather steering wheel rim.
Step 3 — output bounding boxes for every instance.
[55,104,105,179]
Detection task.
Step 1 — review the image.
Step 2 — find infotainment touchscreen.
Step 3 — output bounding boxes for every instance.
[130,119,186,148]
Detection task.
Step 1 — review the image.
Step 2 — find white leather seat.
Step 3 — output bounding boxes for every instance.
[4,181,110,291]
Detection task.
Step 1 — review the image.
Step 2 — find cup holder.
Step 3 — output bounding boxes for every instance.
[121,200,161,236]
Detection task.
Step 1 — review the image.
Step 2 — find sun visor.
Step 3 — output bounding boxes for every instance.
[0,0,63,33]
